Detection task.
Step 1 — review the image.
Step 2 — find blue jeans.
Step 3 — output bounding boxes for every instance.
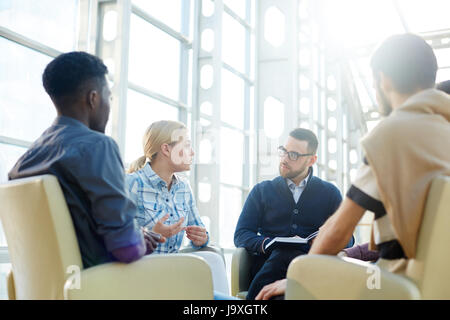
[214,291,241,300]
[246,247,306,300]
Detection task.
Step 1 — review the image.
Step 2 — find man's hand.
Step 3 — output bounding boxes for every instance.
[255,279,287,300]
[152,214,185,238]
[141,227,166,255]
[185,225,208,247]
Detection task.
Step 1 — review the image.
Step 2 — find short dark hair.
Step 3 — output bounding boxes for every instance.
[42,51,108,100]
[436,80,450,95]
[289,128,318,154]
[370,34,437,94]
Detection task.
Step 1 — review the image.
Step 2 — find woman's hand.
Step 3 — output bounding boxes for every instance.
[152,214,185,238]
[185,225,208,247]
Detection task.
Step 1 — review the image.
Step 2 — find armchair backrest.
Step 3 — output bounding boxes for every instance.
[406,175,450,299]
[0,175,83,299]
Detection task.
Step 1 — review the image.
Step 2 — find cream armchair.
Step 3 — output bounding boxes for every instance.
[0,175,213,300]
[286,175,450,300]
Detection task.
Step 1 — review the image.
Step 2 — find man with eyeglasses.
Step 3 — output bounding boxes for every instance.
[234,128,354,300]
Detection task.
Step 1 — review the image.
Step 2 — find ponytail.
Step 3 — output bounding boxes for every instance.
[127,120,187,174]
[127,155,147,174]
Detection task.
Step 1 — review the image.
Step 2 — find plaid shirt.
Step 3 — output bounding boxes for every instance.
[125,162,208,254]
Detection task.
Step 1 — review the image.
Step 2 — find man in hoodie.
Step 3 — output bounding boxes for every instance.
[339,79,450,262]
[256,33,450,300]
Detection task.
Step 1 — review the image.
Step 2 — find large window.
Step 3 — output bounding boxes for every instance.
[0,0,83,186]
[120,1,192,165]
[0,0,80,299]
[192,0,255,249]
[125,89,179,164]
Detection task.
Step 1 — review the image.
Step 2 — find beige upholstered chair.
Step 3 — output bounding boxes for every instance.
[0,175,213,300]
[286,175,450,300]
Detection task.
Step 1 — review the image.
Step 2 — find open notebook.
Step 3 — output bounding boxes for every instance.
[265,230,319,251]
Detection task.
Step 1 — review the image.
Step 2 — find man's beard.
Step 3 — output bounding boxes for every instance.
[279,162,308,180]
[376,82,393,116]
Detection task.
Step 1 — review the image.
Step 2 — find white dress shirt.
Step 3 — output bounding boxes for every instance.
[286,173,309,204]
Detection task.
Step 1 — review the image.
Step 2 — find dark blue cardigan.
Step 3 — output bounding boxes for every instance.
[234,171,353,254]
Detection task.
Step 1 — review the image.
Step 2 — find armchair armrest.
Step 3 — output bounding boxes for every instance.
[286,255,421,300]
[64,254,213,300]
[179,245,225,265]
[231,248,254,297]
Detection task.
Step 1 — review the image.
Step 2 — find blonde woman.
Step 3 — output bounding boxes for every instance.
[126,120,230,296]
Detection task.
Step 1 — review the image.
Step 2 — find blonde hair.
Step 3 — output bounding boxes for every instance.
[127,120,187,174]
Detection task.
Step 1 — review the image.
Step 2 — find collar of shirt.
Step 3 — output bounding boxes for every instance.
[142,162,180,190]
[286,171,309,191]
[53,115,89,129]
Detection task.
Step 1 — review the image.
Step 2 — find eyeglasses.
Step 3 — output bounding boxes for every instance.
[278,146,313,161]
